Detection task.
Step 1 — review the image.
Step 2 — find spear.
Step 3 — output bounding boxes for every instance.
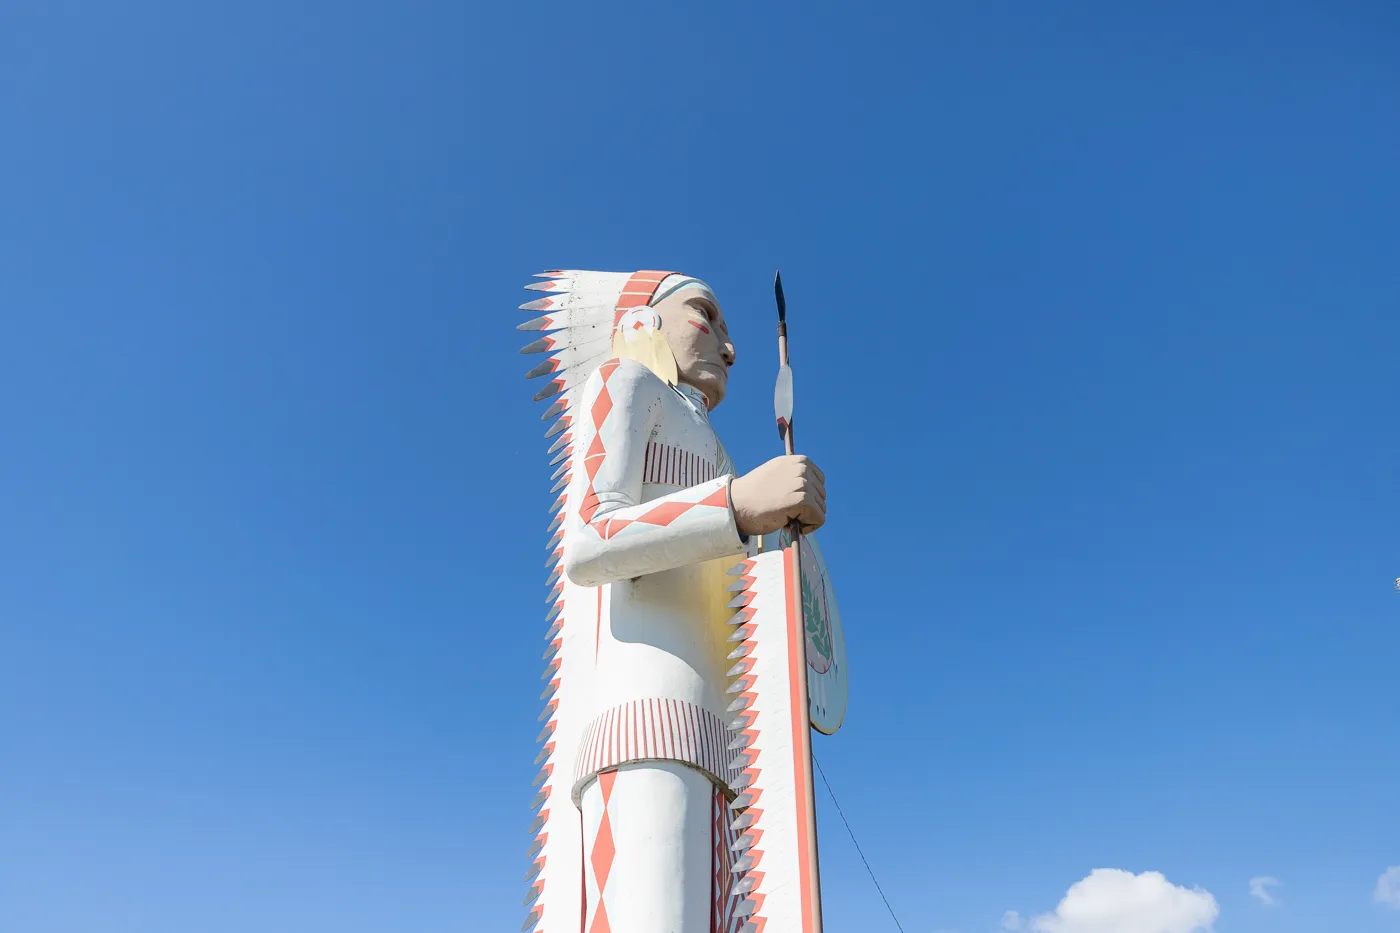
[773,270,825,932]
[775,271,795,454]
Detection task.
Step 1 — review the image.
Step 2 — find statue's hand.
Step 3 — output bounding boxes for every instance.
[730,455,826,538]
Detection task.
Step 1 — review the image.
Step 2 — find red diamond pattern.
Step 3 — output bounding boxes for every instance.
[579,361,620,525]
[636,500,697,526]
[698,487,728,508]
[590,812,615,895]
[586,769,620,933]
[590,381,615,431]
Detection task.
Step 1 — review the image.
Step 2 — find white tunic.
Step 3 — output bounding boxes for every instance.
[563,357,751,799]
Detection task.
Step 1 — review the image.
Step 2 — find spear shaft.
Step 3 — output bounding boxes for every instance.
[773,270,824,933]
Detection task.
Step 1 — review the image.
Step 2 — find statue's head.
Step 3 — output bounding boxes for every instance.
[651,275,736,410]
[612,274,736,410]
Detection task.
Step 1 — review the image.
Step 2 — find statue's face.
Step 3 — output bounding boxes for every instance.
[653,287,737,409]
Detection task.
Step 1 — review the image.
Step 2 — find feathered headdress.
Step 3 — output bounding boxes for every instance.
[518,269,677,416]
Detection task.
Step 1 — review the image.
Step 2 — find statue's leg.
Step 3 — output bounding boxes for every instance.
[581,760,713,933]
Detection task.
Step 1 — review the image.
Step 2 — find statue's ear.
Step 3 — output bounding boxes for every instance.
[612,309,679,386]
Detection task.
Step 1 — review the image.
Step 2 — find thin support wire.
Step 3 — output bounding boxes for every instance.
[813,753,907,933]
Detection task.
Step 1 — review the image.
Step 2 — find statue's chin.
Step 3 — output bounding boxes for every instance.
[681,371,725,410]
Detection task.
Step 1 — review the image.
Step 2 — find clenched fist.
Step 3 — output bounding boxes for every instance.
[730,455,827,538]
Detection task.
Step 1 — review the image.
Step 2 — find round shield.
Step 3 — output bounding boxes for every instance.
[770,529,848,734]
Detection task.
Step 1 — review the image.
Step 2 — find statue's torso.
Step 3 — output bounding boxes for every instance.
[592,383,736,710]
[565,374,750,798]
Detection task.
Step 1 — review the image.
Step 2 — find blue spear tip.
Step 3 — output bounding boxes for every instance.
[773,270,786,323]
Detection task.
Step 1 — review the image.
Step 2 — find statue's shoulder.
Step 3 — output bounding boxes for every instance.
[583,356,669,400]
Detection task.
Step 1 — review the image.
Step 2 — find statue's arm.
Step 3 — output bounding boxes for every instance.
[563,359,747,587]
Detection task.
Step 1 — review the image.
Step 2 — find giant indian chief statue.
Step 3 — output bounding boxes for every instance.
[516,270,849,933]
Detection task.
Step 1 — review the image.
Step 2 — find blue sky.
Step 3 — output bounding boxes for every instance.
[2,2,1397,931]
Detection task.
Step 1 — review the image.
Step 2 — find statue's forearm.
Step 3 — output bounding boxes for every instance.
[564,476,746,586]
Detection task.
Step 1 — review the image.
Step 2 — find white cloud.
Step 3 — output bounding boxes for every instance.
[1032,869,1218,933]
[1375,866,1400,909]
[1002,910,1024,930]
[1248,876,1280,906]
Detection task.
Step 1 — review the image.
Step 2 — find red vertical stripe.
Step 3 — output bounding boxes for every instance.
[630,702,639,759]
[656,700,667,758]
[710,713,720,774]
[643,699,654,758]
[591,720,600,774]
[677,700,688,762]
[701,709,712,773]
[667,700,679,758]
[668,701,677,758]
[585,720,595,775]
[683,703,696,762]
[659,700,671,758]
[580,721,590,775]
[617,705,626,761]
[698,705,707,766]
[671,701,683,759]
[583,721,593,774]
[697,704,707,765]
[655,699,665,758]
